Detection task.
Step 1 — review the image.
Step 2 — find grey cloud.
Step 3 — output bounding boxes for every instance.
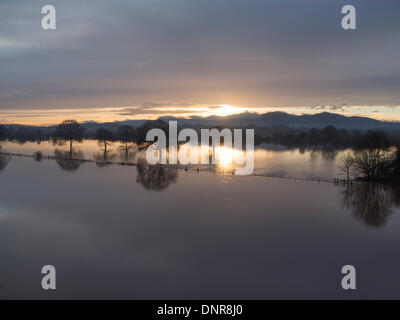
[140,102,197,108]
[119,109,199,116]
[0,0,400,110]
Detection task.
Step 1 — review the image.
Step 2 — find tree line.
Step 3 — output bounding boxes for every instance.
[0,120,164,147]
[3,120,400,184]
[255,125,399,149]
[2,121,399,151]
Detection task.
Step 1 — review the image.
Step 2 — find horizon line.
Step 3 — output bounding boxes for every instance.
[1,110,399,128]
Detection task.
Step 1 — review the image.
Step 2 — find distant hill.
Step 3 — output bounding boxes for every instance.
[160,112,399,130]
[256,112,388,129]
[3,112,400,133]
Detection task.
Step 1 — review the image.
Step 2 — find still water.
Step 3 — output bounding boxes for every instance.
[1,140,345,179]
[1,140,400,299]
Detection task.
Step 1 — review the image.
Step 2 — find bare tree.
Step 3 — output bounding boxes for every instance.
[348,130,395,181]
[352,148,394,181]
[338,152,355,182]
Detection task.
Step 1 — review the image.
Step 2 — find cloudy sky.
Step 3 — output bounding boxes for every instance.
[1,0,400,124]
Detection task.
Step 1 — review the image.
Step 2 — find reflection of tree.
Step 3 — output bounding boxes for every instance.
[136,159,178,191]
[118,125,136,156]
[340,183,400,227]
[93,149,117,167]
[310,150,320,161]
[94,128,116,167]
[321,150,338,161]
[33,151,43,162]
[310,149,338,162]
[54,148,83,171]
[119,145,138,162]
[0,153,11,171]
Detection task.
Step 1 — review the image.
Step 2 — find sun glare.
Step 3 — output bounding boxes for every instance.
[214,146,246,171]
[216,146,234,167]
[212,105,244,117]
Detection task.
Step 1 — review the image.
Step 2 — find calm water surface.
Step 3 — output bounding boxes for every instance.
[1,141,400,299]
[2,140,345,179]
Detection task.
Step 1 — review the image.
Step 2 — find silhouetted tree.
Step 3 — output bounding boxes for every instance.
[321,125,336,146]
[0,124,7,141]
[334,130,394,182]
[391,146,400,179]
[95,128,114,154]
[54,120,85,158]
[136,120,169,145]
[118,125,136,155]
[308,128,320,145]
[338,152,355,181]
[352,149,394,181]
[355,130,390,150]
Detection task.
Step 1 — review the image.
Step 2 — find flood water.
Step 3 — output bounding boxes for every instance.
[1,140,400,299]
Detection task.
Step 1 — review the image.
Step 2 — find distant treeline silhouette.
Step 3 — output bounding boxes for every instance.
[0,124,51,143]
[255,125,399,149]
[4,119,400,189]
[1,121,399,151]
[0,120,161,145]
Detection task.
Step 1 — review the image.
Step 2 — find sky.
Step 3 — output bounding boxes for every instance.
[1,0,400,125]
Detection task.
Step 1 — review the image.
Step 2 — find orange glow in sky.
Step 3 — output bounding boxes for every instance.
[0,104,400,126]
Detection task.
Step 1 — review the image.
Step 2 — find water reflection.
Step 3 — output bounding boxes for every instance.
[2,140,353,180]
[339,183,400,227]
[54,148,84,172]
[119,144,138,162]
[33,151,43,162]
[310,149,338,162]
[136,159,178,191]
[93,149,117,168]
[0,153,11,171]
[321,150,338,161]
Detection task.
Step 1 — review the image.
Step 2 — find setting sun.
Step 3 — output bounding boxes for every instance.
[206,105,245,117]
